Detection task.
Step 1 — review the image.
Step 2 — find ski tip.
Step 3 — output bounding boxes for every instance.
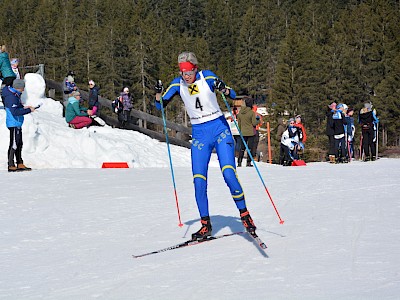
[280,220,285,224]
[178,223,184,227]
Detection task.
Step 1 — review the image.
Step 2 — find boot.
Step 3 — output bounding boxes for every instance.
[237,158,242,167]
[329,155,336,164]
[17,164,32,171]
[239,208,256,235]
[191,216,212,241]
[8,166,18,172]
[246,161,253,167]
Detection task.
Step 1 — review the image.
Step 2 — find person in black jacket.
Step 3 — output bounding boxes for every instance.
[88,80,100,116]
[359,102,379,161]
[331,103,348,163]
[326,102,336,163]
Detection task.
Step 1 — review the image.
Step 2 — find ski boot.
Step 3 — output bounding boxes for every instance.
[240,208,257,236]
[191,216,212,241]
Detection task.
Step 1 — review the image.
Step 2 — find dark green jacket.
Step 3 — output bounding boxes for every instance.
[237,106,259,136]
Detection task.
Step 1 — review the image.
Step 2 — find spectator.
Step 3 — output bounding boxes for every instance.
[119,87,133,128]
[65,91,92,129]
[2,79,36,172]
[331,103,348,163]
[294,114,306,159]
[252,104,263,162]
[63,71,78,107]
[10,58,21,79]
[345,107,355,160]
[326,102,336,163]
[280,118,300,166]
[0,45,17,86]
[111,96,124,127]
[237,97,260,167]
[276,117,287,165]
[359,102,379,161]
[276,118,287,140]
[88,80,100,116]
[294,115,307,144]
[228,106,241,157]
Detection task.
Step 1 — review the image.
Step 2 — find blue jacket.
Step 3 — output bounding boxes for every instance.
[0,52,16,79]
[154,70,236,110]
[2,86,31,128]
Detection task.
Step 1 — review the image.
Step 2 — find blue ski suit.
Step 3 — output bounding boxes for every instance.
[155,70,246,217]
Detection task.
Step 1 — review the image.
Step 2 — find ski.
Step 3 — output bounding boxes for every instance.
[132,231,245,258]
[249,232,268,249]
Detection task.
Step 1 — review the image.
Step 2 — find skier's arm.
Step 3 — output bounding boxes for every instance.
[154,78,180,110]
[203,70,236,99]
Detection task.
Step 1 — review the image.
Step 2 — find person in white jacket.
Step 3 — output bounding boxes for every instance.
[280,118,300,166]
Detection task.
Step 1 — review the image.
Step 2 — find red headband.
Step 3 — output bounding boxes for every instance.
[179,62,196,72]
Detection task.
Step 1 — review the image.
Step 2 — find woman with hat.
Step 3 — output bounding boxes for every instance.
[65,91,92,129]
[0,45,17,86]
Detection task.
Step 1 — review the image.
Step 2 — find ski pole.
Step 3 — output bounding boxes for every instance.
[220,92,284,224]
[160,95,183,227]
[376,122,379,159]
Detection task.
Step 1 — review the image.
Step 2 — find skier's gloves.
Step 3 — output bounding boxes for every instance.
[155,80,163,94]
[214,79,226,92]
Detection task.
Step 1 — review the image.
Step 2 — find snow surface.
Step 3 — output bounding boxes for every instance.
[1,74,400,299]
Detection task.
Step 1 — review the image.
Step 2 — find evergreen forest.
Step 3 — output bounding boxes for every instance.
[1,0,399,150]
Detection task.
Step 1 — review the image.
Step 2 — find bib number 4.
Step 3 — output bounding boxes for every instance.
[195,97,204,111]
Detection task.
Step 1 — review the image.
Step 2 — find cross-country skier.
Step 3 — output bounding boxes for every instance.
[154,51,257,240]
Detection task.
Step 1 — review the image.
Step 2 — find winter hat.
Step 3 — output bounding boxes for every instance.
[67,70,75,76]
[70,91,81,98]
[88,80,95,85]
[347,107,354,114]
[10,58,19,65]
[13,79,25,89]
[337,103,344,110]
[295,115,301,120]
[328,102,337,109]
[123,87,129,93]
[288,118,295,125]
[244,97,254,108]
[364,102,372,110]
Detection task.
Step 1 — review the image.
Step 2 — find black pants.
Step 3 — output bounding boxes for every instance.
[327,135,336,156]
[334,136,346,158]
[119,110,131,128]
[8,127,23,167]
[280,144,298,164]
[362,128,376,157]
[238,135,255,164]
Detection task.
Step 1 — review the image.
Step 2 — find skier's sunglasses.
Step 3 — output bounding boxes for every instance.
[180,69,196,76]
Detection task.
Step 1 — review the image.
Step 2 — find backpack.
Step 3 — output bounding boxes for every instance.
[111,97,122,113]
